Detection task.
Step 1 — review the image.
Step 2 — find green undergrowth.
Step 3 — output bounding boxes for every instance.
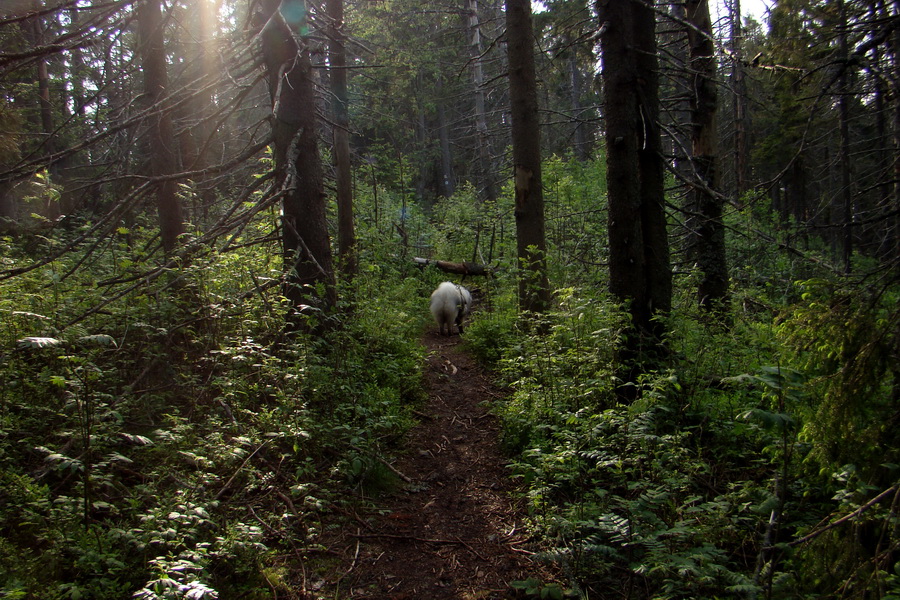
[0,229,432,599]
[465,281,900,599]
[2,152,899,600]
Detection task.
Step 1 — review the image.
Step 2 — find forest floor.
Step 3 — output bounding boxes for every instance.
[313,330,554,599]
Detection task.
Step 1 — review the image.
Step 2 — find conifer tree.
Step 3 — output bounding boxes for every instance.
[258,0,336,323]
[506,0,552,315]
[598,0,671,392]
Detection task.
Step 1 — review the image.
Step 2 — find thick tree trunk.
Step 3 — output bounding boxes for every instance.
[601,0,643,319]
[506,0,551,315]
[260,0,336,321]
[635,1,671,323]
[137,0,185,254]
[598,0,671,395]
[685,0,728,311]
[326,0,357,278]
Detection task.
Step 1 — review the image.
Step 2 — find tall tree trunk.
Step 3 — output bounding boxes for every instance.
[685,0,728,311]
[259,0,336,322]
[868,0,890,258]
[669,1,692,180]
[506,0,551,315]
[837,0,854,272]
[892,0,900,261]
[635,0,671,323]
[24,0,61,221]
[598,0,671,394]
[177,0,217,227]
[30,1,54,158]
[60,1,88,215]
[467,0,496,202]
[326,0,357,278]
[568,49,589,161]
[415,91,429,204]
[731,0,749,198]
[436,75,455,198]
[137,0,185,254]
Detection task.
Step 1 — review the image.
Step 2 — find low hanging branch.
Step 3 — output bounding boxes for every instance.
[413,257,494,277]
[776,485,900,549]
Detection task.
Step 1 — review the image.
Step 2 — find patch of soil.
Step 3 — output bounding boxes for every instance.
[316,331,552,599]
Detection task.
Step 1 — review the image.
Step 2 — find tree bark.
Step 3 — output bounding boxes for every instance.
[506,0,551,314]
[668,1,692,182]
[568,49,589,162]
[598,0,671,392]
[892,0,900,262]
[685,0,728,312]
[326,0,357,279]
[635,1,671,323]
[21,0,61,221]
[731,0,749,198]
[259,0,336,321]
[26,0,54,158]
[837,0,854,273]
[467,0,496,202]
[413,257,493,276]
[436,75,455,198]
[137,0,185,254]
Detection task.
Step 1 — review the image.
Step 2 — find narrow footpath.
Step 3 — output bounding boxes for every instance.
[319,330,550,599]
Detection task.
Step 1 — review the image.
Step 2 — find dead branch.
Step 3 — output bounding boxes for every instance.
[413,257,494,276]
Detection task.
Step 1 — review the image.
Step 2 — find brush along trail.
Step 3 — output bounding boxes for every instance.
[315,330,553,599]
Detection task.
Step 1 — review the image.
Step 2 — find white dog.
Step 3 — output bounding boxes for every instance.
[430,281,472,336]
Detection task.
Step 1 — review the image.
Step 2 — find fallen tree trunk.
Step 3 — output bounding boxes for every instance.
[413,257,493,276]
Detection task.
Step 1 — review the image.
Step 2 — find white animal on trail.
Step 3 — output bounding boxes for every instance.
[430,281,472,336]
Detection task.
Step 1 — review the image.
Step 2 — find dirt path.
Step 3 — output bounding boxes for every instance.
[318,331,548,599]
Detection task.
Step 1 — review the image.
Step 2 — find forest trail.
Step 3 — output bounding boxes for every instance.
[317,330,548,599]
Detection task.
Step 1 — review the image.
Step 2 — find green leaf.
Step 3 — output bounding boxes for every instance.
[17,336,61,348]
[11,311,50,320]
[738,408,795,431]
[77,334,117,347]
[120,432,154,446]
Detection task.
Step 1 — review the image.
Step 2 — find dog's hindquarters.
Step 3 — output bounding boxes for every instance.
[430,282,471,336]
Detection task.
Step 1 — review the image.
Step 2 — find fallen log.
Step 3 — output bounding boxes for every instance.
[413,257,493,276]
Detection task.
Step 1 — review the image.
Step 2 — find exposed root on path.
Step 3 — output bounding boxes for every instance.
[315,331,553,599]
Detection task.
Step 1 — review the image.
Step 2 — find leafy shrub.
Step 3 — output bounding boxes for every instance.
[0,205,429,598]
[482,269,900,599]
